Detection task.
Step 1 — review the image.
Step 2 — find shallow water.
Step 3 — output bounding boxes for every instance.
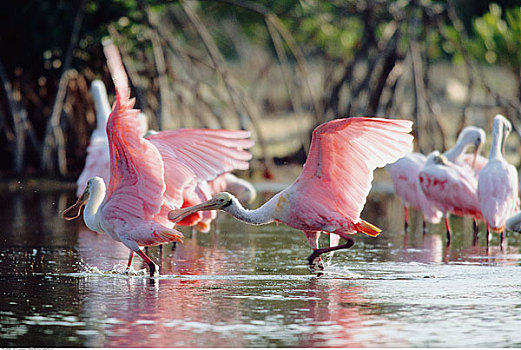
[1,188,521,347]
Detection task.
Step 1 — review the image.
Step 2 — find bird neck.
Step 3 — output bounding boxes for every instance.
[443,138,471,163]
[488,121,504,161]
[223,195,279,225]
[91,84,111,133]
[83,179,107,233]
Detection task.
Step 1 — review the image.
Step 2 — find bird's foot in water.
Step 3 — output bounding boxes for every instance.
[307,255,325,273]
[148,262,159,277]
[135,248,160,277]
[307,238,356,274]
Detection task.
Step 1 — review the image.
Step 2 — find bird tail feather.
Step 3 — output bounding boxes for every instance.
[355,220,382,237]
[155,229,184,244]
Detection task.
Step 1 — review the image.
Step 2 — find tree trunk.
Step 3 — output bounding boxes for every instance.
[41,0,87,176]
[0,57,25,174]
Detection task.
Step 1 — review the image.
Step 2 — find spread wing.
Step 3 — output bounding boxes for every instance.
[147,129,254,182]
[102,40,165,218]
[294,117,413,220]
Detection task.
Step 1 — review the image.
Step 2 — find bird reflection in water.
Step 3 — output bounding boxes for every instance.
[294,278,407,347]
[77,277,247,347]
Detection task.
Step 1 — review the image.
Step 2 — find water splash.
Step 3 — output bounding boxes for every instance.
[74,263,149,277]
[320,262,363,279]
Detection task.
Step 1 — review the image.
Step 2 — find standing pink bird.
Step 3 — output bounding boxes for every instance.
[418,152,483,246]
[478,114,518,245]
[169,117,414,270]
[62,41,254,276]
[386,152,442,232]
[417,126,486,245]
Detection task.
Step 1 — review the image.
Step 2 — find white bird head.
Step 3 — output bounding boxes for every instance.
[425,150,446,166]
[433,153,449,166]
[62,177,105,220]
[492,114,512,157]
[458,126,486,154]
[444,126,486,168]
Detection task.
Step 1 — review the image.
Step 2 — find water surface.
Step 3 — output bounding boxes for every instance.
[1,189,521,347]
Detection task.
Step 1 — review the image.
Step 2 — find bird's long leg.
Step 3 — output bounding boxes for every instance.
[444,216,451,247]
[500,230,505,251]
[307,238,355,266]
[125,251,134,273]
[472,220,479,246]
[304,231,324,271]
[486,224,490,250]
[136,249,159,277]
[404,205,409,232]
[403,206,409,248]
[422,215,427,237]
[127,252,134,267]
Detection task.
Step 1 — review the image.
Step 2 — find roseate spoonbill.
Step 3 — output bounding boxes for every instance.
[63,41,254,276]
[169,117,414,270]
[386,153,443,232]
[478,114,518,245]
[419,152,482,246]
[417,126,487,245]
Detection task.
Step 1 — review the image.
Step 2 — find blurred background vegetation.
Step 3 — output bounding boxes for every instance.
[0,0,520,182]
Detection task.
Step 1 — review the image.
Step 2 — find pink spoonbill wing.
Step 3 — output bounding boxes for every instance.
[147,129,254,180]
[294,117,414,222]
[103,41,166,219]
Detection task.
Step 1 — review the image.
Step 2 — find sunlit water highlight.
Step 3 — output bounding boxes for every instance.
[1,189,521,347]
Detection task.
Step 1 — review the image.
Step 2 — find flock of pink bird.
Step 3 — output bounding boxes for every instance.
[387,114,519,247]
[63,40,256,275]
[63,40,520,277]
